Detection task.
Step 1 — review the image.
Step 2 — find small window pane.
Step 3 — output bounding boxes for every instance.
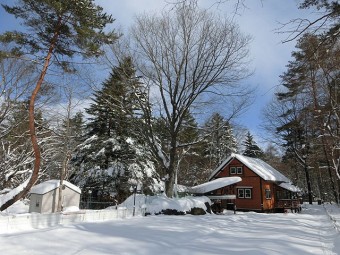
[237,167,243,174]
[265,189,271,199]
[245,189,252,198]
[230,167,236,174]
[238,189,244,198]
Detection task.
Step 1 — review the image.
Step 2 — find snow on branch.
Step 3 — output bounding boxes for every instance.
[0,178,30,209]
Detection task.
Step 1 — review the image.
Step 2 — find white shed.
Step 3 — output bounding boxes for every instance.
[29,180,81,213]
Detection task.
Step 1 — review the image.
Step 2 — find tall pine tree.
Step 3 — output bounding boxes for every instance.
[73,57,158,202]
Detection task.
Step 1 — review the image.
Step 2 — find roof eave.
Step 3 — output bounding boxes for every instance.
[208,155,235,180]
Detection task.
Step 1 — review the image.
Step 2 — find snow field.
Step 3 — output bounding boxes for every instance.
[1,204,339,255]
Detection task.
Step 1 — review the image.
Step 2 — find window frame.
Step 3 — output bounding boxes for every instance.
[237,166,243,174]
[230,166,243,175]
[265,189,271,200]
[230,167,236,174]
[237,188,252,199]
[238,188,244,198]
[244,188,252,199]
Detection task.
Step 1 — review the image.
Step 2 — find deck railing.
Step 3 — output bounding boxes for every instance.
[275,199,300,209]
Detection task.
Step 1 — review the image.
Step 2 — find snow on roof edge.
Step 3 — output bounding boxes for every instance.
[30,180,81,195]
[208,154,234,180]
[279,182,301,193]
[188,177,242,194]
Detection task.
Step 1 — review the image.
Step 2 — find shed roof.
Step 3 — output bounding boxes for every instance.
[188,177,242,194]
[209,153,291,183]
[30,180,81,195]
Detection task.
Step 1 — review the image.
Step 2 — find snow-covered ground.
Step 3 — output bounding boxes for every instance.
[1,203,340,255]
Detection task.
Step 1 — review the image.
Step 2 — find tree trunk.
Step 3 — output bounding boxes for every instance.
[322,142,338,203]
[165,170,175,198]
[57,153,70,212]
[0,18,61,212]
[304,163,313,204]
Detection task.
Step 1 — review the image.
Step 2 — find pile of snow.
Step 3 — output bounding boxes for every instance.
[111,194,211,215]
[146,194,211,214]
[63,206,80,213]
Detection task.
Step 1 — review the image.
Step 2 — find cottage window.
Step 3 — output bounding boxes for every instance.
[238,188,252,199]
[238,188,244,198]
[230,166,243,175]
[36,200,40,207]
[244,189,252,198]
[237,167,243,174]
[265,189,271,199]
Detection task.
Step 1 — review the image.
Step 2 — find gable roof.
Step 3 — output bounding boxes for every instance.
[30,180,81,195]
[209,153,291,183]
[188,177,242,194]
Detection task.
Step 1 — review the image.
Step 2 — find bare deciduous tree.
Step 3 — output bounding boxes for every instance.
[130,0,252,197]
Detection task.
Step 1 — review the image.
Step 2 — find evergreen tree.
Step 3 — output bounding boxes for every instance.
[204,113,238,168]
[0,0,116,211]
[242,131,264,158]
[86,57,140,139]
[72,58,159,203]
[273,34,340,204]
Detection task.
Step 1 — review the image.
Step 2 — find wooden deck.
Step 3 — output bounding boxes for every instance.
[275,199,301,212]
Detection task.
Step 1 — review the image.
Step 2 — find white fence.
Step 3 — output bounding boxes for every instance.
[0,207,145,234]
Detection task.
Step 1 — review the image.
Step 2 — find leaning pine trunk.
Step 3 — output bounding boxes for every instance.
[0,18,61,212]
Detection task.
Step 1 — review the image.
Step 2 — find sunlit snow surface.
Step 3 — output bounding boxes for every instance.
[1,204,339,255]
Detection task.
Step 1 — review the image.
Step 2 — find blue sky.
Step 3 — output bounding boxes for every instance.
[93,0,319,141]
[0,0,319,142]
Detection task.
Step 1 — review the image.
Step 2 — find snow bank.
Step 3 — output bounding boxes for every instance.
[144,194,211,215]
[113,194,212,215]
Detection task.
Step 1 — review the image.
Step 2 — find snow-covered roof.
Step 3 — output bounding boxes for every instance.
[188,177,242,194]
[209,153,291,183]
[175,184,189,193]
[30,180,81,195]
[279,182,301,193]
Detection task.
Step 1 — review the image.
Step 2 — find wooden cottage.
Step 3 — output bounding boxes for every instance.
[208,154,301,213]
[29,180,81,213]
